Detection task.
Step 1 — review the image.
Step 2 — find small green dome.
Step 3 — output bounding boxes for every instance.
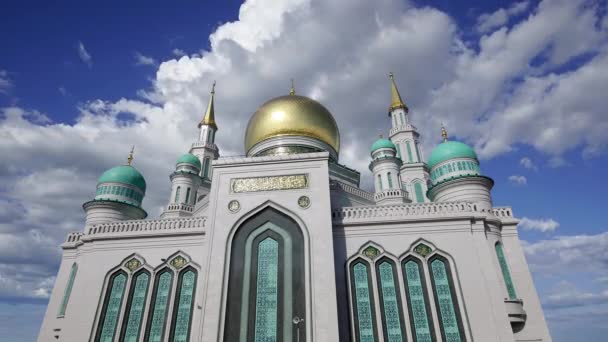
[428,141,478,169]
[98,165,146,192]
[176,153,201,169]
[370,138,396,153]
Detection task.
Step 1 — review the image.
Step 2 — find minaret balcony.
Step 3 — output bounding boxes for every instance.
[374,188,409,204]
[166,203,194,213]
[191,141,218,150]
[390,124,417,136]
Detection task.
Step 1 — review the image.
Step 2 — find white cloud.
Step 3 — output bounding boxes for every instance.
[172,48,186,57]
[134,52,157,66]
[77,41,92,67]
[508,175,527,185]
[519,156,537,170]
[476,1,529,34]
[543,282,608,309]
[1,0,607,304]
[58,86,68,96]
[519,217,559,232]
[0,70,12,94]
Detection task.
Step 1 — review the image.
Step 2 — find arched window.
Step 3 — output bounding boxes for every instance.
[169,267,197,342]
[174,187,181,204]
[376,258,406,342]
[224,208,306,341]
[350,259,378,342]
[95,271,128,342]
[145,269,174,342]
[406,141,413,163]
[495,242,517,299]
[57,263,78,317]
[388,172,394,189]
[378,175,383,191]
[402,257,434,342]
[396,144,402,159]
[414,182,424,203]
[203,158,210,179]
[120,270,150,342]
[185,188,191,204]
[429,256,465,342]
[396,113,402,126]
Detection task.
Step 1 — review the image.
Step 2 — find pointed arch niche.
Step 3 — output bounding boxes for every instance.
[224,207,306,342]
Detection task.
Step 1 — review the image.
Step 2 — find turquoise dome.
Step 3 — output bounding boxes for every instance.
[428,141,478,169]
[98,165,146,192]
[370,138,396,153]
[176,153,201,169]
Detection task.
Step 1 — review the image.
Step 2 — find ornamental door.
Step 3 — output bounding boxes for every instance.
[224,208,306,342]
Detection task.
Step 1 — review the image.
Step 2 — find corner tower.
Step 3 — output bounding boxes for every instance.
[386,73,431,203]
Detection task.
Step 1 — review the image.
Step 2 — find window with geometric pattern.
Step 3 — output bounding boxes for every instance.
[402,256,435,342]
[144,268,174,342]
[350,259,378,342]
[375,258,406,342]
[95,271,128,342]
[119,270,150,342]
[169,267,197,342]
[428,256,465,342]
[57,263,78,317]
[495,242,517,299]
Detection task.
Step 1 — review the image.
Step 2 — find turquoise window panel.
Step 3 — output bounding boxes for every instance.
[98,273,127,342]
[57,263,78,317]
[403,260,433,342]
[174,187,181,203]
[430,259,463,342]
[414,183,424,203]
[396,144,402,159]
[378,175,383,191]
[378,261,404,342]
[254,237,279,341]
[121,272,150,342]
[171,270,197,342]
[185,188,191,204]
[353,262,375,342]
[147,271,173,342]
[406,141,413,163]
[495,243,517,299]
[388,173,394,189]
[203,158,210,178]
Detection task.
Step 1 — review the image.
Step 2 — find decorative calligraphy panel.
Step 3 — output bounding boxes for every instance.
[231,174,308,193]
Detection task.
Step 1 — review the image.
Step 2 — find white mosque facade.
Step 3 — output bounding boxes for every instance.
[38,75,552,342]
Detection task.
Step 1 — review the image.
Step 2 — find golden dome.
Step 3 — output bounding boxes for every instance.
[244,94,340,154]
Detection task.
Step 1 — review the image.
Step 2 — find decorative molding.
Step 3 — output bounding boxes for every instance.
[170,255,188,269]
[362,246,380,260]
[230,174,308,193]
[298,195,311,209]
[228,200,240,213]
[414,243,432,257]
[125,258,142,271]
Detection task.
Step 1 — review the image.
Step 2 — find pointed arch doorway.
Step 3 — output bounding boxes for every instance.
[224,207,306,342]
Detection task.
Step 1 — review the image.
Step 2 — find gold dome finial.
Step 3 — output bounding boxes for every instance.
[127,146,135,165]
[289,79,296,95]
[199,81,217,130]
[441,124,448,142]
[388,72,409,114]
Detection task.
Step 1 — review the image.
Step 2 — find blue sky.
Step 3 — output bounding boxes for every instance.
[1,0,607,341]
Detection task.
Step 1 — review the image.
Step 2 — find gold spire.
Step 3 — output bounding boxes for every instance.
[127,146,134,165]
[199,81,217,129]
[388,72,409,113]
[289,79,296,95]
[441,124,448,142]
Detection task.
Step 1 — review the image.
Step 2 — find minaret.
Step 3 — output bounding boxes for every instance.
[161,153,203,218]
[369,136,410,205]
[190,82,220,201]
[387,72,431,203]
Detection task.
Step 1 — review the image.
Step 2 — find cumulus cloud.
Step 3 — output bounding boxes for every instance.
[0,70,12,94]
[134,52,157,66]
[77,41,92,67]
[543,281,608,309]
[519,217,559,232]
[508,175,527,185]
[519,156,537,170]
[476,1,530,34]
[1,0,607,305]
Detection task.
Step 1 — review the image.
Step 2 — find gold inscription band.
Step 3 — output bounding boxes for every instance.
[231,174,308,193]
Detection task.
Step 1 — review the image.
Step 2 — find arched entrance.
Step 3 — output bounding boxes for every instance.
[224,207,306,341]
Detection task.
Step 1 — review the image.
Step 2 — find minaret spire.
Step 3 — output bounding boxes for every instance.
[388,72,408,113]
[441,124,448,142]
[199,81,217,130]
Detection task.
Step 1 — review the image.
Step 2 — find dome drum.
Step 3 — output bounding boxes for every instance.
[248,135,338,160]
[94,182,145,207]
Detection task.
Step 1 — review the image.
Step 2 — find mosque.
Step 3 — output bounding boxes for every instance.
[38,74,551,341]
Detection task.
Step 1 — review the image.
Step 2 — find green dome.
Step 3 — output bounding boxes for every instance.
[428,141,478,169]
[176,153,201,169]
[98,165,146,192]
[370,138,396,153]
